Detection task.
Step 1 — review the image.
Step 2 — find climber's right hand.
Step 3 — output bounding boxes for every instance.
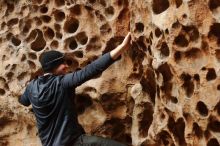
[110,32,131,60]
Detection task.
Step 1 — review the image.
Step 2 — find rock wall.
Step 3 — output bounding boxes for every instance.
[1,0,220,145]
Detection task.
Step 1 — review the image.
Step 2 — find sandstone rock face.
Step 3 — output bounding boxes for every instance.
[1,0,220,146]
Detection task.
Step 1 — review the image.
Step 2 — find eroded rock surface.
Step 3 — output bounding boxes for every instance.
[1,0,220,146]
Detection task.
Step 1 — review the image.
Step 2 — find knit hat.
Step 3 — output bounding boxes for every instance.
[40,50,65,72]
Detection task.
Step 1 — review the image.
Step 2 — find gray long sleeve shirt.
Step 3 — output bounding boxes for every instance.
[19,53,115,146]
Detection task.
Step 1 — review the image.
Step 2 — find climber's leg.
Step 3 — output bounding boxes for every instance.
[73,134,127,146]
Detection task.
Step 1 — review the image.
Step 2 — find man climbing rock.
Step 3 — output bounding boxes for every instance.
[19,32,131,146]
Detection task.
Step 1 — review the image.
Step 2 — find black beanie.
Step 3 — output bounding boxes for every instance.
[40,50,65,72]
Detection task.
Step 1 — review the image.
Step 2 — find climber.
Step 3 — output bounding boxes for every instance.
[19,32,131,146]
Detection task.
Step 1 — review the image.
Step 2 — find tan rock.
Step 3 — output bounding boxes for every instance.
[1,0,220,146]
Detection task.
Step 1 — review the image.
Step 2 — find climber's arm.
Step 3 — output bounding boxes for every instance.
[110,32,131,60]
[62,52,115,88]
[19,87,31,106]
[61,32,131,88]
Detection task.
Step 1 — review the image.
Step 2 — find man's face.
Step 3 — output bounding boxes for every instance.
[53,63,69,75]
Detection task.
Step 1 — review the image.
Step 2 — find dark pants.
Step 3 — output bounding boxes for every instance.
[72,134,127,146]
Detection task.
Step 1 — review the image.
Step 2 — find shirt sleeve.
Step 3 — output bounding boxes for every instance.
[61,52,115,88]
[19,86,31,106]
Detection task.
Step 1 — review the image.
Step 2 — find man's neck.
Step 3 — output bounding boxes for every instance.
[43,72,53,76]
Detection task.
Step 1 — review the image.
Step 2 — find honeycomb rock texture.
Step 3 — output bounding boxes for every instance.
[1,0,220,146]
